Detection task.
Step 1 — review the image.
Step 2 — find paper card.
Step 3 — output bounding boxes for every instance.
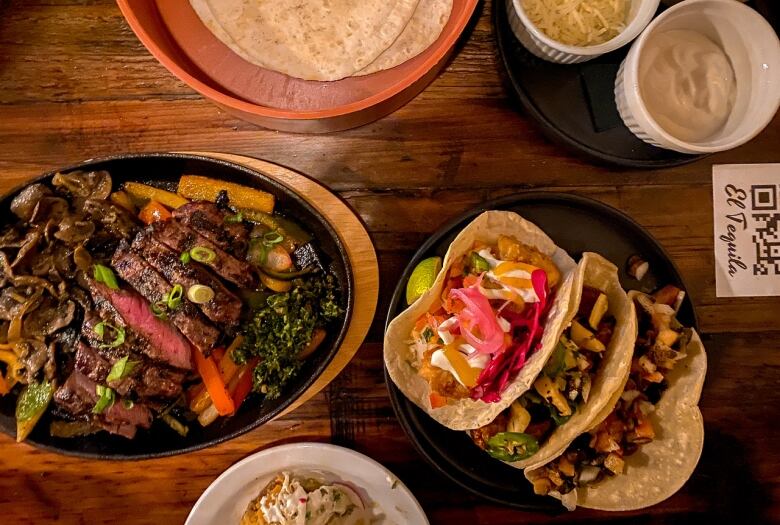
[713,164,780,297]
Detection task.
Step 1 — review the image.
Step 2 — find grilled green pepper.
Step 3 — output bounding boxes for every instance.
[486,432,539,462]
[16,380,54,442]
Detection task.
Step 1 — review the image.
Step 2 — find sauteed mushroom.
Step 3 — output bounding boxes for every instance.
[10,184,51,221]
[23,297,75,337]
[10,226,42,268]
[54,216,95,245]
[52,170,112,200]
[30,196,69,224]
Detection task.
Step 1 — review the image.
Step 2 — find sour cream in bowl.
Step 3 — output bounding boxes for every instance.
[615,0,780,153]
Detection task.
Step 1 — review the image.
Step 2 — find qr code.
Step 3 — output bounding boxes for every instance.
[751,184,780,276]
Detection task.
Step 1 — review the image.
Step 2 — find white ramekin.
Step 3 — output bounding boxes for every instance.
[507,0,660,64]
[615,0,780,154]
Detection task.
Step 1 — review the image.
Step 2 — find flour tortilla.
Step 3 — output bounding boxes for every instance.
[504,252,637,469]
[190,0,420,81]
[355,0,453,76]
[384,211,577,431]
[525,292,707,511]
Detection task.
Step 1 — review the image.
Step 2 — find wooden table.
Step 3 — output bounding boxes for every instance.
[1,1,779,524]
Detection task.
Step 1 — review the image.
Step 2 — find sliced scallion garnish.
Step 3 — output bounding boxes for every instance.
[93,264,119,290]
[262,231,283,247]
[92,385,115,414]
[187,284,215,304]
[93,321,125,349]
[106,355,139,382]
[190,246,216,263]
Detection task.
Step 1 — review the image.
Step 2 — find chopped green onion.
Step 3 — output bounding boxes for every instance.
[93,264,119,290]
[180,251,191,264]
[190,246,216,263]
[107,355,139,382]
[224,212,243,224]
[167,284,184,310]
[92,385,115,414]
[122,399,134,409]
[262,231,283,247]
[151,303,167,319]
[93,322,125,350]
[187,284,215,304]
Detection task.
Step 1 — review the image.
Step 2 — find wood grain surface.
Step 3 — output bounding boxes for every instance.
[0,1,779,524]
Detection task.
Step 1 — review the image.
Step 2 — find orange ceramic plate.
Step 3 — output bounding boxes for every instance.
[117,0,479,132]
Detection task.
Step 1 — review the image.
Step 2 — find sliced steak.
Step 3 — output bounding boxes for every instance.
[151,220,256,288]
[53,370,97,416]
[131,230,242,327]
[74,342,112,384]
[53,371,153,439]
[87,280,192,370]
[172,201,249,257]
[135,366,186,400]
[74,340,183,400]
[112,241,219,354]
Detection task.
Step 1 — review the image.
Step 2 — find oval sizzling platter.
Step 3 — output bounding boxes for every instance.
[0,153,354,459]
[493,0,706,168]
[384,192,698,509]
[117,0,479,133]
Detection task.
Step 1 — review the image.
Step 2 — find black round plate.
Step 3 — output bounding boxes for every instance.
[493,0,706,168]
[0,153,354,459]
[384,192,697,510]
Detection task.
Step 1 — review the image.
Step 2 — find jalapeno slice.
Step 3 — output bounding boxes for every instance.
[486,432,539,462]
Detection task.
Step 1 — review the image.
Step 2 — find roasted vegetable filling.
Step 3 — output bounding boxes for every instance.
[469,286,614,461]
[528,286,690,496]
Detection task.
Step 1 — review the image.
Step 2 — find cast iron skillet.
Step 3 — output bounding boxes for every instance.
[493,0,706,168]
[0,153,354,459]
[385,193,698,510]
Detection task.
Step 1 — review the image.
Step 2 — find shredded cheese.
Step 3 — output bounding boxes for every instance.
[521,0,629,46]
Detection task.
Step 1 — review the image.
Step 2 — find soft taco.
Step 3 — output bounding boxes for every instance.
[468,253,637,469]
[525,285,707,511]
[384,211,578,430]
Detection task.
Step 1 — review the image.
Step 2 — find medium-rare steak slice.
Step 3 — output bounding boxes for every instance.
[151,220,256,288]
[53,371,153,439]
[172,201,250,257]
[74,340,184,400]
[131,230,242,327]
[112,241,219,353]
[87,280,192,370]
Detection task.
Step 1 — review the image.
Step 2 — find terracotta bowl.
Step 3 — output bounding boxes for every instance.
[117,0,479,133]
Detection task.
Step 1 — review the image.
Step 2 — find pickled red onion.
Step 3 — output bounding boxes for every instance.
[449,285,506,355]
[472,269,550,402]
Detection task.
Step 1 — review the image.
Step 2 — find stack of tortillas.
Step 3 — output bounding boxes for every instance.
[189,0,453,81]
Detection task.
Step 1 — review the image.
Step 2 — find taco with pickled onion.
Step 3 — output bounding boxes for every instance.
[467,253,637,469]
[384,211,578,430]
[524,285,706,511]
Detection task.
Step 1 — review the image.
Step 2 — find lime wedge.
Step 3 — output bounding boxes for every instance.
[406,256,442,305]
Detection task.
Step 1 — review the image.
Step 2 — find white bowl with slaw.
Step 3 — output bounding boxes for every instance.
[507,0,660,64]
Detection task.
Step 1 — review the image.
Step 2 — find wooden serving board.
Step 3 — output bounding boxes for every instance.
[184,151,379,418]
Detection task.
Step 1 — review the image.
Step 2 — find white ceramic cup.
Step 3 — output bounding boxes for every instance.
[507,0,661,64]
[615,0,780,154]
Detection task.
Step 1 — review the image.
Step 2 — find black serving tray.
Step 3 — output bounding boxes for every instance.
[493,0,708,168]
[385,192,697,509]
